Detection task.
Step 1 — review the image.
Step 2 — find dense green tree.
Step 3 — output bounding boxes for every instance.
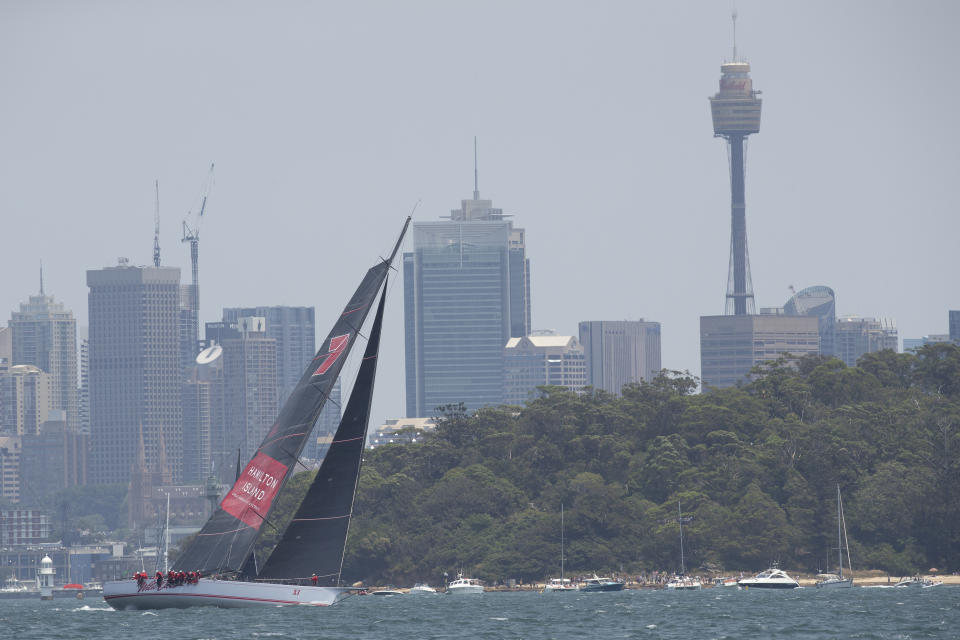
[302,346,960,584]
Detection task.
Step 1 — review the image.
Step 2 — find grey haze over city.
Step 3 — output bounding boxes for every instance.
[2,1,958,430]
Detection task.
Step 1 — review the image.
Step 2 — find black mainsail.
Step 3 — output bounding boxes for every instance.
[174,218,409,575]
[256,281,386,585]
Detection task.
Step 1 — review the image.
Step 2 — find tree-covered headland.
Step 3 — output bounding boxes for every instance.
[333,344,959,585]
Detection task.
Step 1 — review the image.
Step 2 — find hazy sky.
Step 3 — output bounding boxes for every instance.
[2,1,958,429]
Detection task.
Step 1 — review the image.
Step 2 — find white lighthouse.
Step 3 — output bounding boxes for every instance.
[37,555,55,600]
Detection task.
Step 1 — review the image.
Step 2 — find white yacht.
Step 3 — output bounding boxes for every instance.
[737,565,800,589]
[542,578,576,592]
[664,502,702,590]
[409,583,437,595]
[815,485,853,589]
[446,572,483,595]
[665,574,702,590]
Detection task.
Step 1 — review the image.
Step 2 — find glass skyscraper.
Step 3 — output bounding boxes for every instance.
[86,262,183,484]
[404,187,530,417]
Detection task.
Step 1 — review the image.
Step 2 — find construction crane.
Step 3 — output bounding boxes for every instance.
[181,163,215,354]
[153,180,161,267]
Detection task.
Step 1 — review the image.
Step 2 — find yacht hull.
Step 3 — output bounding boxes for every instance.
[103,579,352,610]
[737,582,798,589]
[579,583,625,592]
[815,578,853,588]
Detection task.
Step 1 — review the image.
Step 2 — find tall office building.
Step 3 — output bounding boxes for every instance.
[579,321,661,394]
[18,415,88,505]
[834,317,898,367]
[504,333,587,405]
[709,17,762,316]
[8,280,78,431]
[217,317,279,465]
[181,344,224,484]
[950,310,960,343]
[78,339,89,435]
[0,327,11,365]
[404,165,531,416]
[700,314,820,389]
[0,365,51,436]
[220,306,337,459]
[87,261,183,484]
[221,306,316,403]
[783,286,837,357]
[0,436,20,503]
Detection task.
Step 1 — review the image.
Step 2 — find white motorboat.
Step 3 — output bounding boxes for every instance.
[409,583,437,595]
[446,572,483,595]
[713,576,739,587]
[737,565,799,589]
[370,588,404,596]
[895,576,942,588]
[815,485,853,589]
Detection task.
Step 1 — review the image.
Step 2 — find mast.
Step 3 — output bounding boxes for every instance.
[678,502,685,575]
[560,504,565,581]
[164,492,170,573]
[836,485,842,579]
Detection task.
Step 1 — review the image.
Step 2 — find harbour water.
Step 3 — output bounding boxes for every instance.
[1,586,956,639]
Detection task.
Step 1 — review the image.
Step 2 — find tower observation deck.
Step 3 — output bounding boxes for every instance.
[710,56,762,315]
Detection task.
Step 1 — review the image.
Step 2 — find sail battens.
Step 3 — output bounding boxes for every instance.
[259,431,308,449]
[257,281,389,583]
[340,304,368,318]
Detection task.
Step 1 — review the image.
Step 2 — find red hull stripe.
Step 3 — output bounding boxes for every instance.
[104,592,331,606]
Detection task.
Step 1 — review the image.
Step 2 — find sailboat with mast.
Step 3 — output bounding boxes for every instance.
[665,502,702,590]
[815,485,853,588]
[103,218,410,610]
[543,504,575,592]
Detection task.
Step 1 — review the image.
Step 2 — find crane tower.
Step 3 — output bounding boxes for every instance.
[181,163,215,361]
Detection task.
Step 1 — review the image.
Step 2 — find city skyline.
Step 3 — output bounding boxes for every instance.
[2,2,958,430]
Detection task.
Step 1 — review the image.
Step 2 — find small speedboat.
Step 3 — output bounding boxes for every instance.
[409,583,437,594]
[370,588,404,596]
[578,575,625,592]
[737,565,799,589]
[713,576,739,587]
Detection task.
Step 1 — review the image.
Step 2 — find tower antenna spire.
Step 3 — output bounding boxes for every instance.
[153,180,161,267]
[39,260,44,296]
[473,136,480,200]
[732,9,738,62]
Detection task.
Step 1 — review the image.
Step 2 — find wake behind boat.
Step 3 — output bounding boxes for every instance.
[104,218,410,611]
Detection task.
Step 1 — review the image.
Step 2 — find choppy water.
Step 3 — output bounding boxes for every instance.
[2,586,957,639]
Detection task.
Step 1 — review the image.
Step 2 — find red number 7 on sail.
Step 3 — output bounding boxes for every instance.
[312,334,350,376]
